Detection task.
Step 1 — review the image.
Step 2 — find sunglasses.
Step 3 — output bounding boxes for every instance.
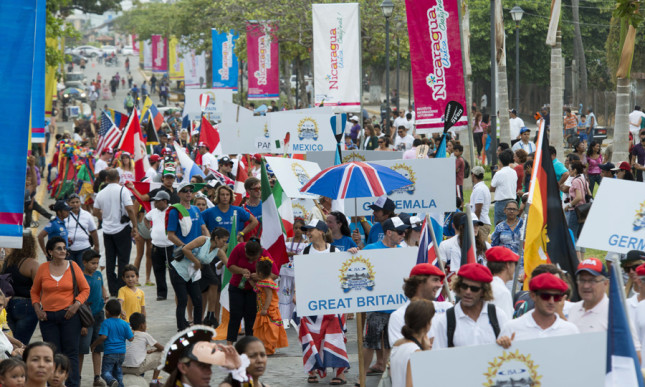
[179,189,192,194]
[54,246,67,251]
[536,292,565,302]
[396,230,406,235]
[623,265,640,273]
[459,283,482,293]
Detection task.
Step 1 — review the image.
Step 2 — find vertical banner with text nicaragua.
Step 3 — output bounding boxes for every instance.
[404,0,468,132]
[168,37,184,81]
[211,29,238,90]
[246,22,280,100]
[151,34,168,73]
[0,0,38,247]
[312,3,361,112]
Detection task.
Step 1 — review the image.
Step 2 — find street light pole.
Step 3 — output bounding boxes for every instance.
[396,35,400,112]
[510,6,524,112]
[382,0,394,138]
[490,0,497,169]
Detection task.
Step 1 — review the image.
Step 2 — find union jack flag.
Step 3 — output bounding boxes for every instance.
[95,112,122,156]
[207,168,235,187]
[298,315,349,377]
[417,217,438,265]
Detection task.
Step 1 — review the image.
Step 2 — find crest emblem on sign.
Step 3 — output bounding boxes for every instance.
[388,163,415,195]
[292,202,310,220]
[291,163,310,186]
[483,350,542,387]
[297,117,319,141]
[339,256,375,293]
[342,152,366,163]
[633,200,645,231]
[263,122,270,138]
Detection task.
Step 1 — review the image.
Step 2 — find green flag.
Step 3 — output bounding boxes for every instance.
[221,210,237,289]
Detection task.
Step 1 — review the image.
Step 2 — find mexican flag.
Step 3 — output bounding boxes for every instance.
[214,212,237,340]
[260,158,289,268]
[273,179,294,238]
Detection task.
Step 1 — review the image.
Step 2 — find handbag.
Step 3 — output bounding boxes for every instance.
[573,176,593,223]
[69,262,95,328]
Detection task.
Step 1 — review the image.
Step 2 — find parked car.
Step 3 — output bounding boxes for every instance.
[576,126,608,143]
[71,45,103,57]
[101,45,118,55]
[121,46,134,56]
[65,53,88,66]
[64,72,86,88]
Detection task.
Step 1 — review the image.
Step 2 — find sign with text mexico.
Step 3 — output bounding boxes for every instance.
[312,3,361,112]
[268,111,337,154]
[295,247,416,316]
[344,158,455,216]
[410,332,605,386]
[578,178,645,253]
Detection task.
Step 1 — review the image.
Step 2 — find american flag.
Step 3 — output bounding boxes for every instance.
[95,112,122,156]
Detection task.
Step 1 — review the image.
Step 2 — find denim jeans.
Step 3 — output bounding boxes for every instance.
[588,173,602,194]
[103,225,133,296]
[39,310,81,387]
[102,353,125,387]
[79,311,105,354]
[6,297,39,345]
[566,209,581,240]
[68,248,90,270]
[169,267,202,330]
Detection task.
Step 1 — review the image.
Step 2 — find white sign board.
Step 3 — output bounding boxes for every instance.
[306,150,404,170]
[219,116,270,154]
[183,88,233,122]
[578,179,645,253]
[294,247,416,316]
[268,111,337,154]
[344,158,456,216]
[264,157,321,199]
[291,198,317,221]
[411,332,605,386]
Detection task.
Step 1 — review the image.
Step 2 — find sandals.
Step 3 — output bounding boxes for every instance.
[330,378,347,385]
[307,375,319,384]
[366,367,384,376]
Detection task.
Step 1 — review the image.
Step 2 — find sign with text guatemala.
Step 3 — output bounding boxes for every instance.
[211,29,238,90]
[312,3,361,112]
[295,247,416,316]
[246,22,280,100]
[0,0,37,247]
[578,179,645,254]
[405,0,468,132]
[151,35,167,73]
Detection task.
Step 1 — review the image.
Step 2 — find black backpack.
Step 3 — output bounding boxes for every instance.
[446,303,500,347]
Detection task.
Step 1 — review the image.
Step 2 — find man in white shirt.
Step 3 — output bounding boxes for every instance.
[431,263,509,348]
[508,109,525,141]
[95,148,112,175]
[145,191,175,301]
[93,168,138,296]
[497,273,579,343]
[439,212,485,273]
[469,166,491,241]
[393,110,406,130]
[393,126,415,151]
[629,106,645,138]
[388,263,452,346]
[490,149,517,225]
[146,154,162,180]
[198,142,218,173]
[511,127,536,154]
[485,247,518,318]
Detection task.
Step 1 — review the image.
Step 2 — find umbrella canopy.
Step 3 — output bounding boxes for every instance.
[299,161,413,200]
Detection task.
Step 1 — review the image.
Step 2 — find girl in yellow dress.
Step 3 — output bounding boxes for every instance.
[252,257,288,355]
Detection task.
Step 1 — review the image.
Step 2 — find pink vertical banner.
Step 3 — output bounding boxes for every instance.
[151,34,167,73]
[405,0,468,132]
[132,35,139,53]
[246,22,279,100]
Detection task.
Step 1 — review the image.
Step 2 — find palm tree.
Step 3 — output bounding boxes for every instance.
[495,0,511,145]
[546,0,564,158]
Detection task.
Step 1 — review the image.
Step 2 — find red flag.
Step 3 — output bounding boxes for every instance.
[233,160,248,206]
[199,116,221,155]
[118,110,150,181]
[460,212,477,266]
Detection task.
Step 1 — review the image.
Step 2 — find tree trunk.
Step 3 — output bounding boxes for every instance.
[571,0,587,106]
[283,60,292,105]
[613,76,631,162]
[550,29,564,159]
[296,57,309,108]
[495,0,511,145]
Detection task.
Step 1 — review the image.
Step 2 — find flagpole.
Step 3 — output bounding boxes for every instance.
[510,211,527,296]
[425,214,454,303]
[464,210,477,264]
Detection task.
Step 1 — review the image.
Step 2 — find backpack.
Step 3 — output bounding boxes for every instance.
[302,244,336,254]
[464,160,471,177]
[125,95,134,108]
[446,303,500,347]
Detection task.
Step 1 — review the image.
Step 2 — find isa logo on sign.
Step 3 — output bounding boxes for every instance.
[634,200,645,231]
[339,256,375,293]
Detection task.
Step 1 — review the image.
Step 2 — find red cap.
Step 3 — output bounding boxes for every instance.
[457,263,493,283]
[102,147,113,155]
[619,161,631,171]
[409,263,445,280]
[149,154,162,162]
[253,153,262,163]
[198,141,208,148]
[576,257,608,277]
[485,246,519,263]
[529,273,568,293]
[636,263,645,277]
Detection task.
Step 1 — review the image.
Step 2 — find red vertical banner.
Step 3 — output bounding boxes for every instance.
[132,35,139,53]
[404,0,468,133]
[151,34,167,73]
[246,22,280,100]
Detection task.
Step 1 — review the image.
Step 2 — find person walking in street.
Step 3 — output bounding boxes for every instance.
[490,149,518,225]
[37,200,70,257]
[65,193,99,269]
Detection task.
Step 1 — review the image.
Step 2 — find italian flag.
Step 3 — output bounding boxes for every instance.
[260,158,289,268]
[273,179,294,238]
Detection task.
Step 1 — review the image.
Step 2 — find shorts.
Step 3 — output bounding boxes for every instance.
[199,261,220,293]
[363,312,391,350]
[79,310,105,354]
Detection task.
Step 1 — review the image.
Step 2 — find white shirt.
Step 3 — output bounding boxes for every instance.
[499,310,579,341]
[629,110,645,134]
[469,181,491,226]
[631,299,645,366]
[95,159,109,175]
[511,140,536,154]
[394,134,415,151]
[402,147,426,160]
[509,117,525,139]
[438,235,462,272]
[389,342,419,387]
[431,301,509,349]
[117,168,135,185]
[490,166,518,201]
[388,300,453,346]
[93,183,133,235]
[65,209,97,251]
[124,331,157,367]
[145,166,158,180]
[491,276,514,318]
[201,152,218,172]
[393,117,407,130]
[145,207,173,247]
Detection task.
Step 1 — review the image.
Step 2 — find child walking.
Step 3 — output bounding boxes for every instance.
[91,299,134,387]
[117,265,145,322]
[0,358,26,387]
[49,354,70,387]
[122,313,164,385]
[79,249,109,387]
[252,257,288,355]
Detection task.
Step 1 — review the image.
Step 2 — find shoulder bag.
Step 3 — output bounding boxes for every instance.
[573,177,593,223]
[70,212,95,248]
[69,262,95,328]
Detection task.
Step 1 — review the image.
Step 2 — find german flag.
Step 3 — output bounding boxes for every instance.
[523,120,579,291]
[460,212,477,266]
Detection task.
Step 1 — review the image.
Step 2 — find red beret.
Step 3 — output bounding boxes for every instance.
[636,263,645,277]
[485,246,519,263]
[529,273,568,293]
[409,263,445,280]
[457,263,493,283]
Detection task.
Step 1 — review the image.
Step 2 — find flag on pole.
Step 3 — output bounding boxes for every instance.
[141,96,164,129]
[260,157,289,268]
[174,141,205,181]
[435,134,447,158]
[417,218,438,264]
[199,116,222,156]
[143,115,160,145]
[523,121,579,290]
[214,212,238,340]
[96,112,123,156]
[273,179,294,238]
[108,108,129,129]
[606,263,644,387]
[118,110,150,181]
[460,212,477,267]
[233,159,248,206]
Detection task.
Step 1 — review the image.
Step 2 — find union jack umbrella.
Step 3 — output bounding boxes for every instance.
[299,161,413,200]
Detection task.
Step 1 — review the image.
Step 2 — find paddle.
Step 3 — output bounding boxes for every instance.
[443,101,464,134]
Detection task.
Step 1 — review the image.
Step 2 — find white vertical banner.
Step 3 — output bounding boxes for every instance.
[143,40,152,71]
[182,47,207,89]
[312,3,361,113]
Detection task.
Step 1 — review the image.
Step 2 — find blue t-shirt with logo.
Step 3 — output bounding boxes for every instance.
[363,241,401,250]
[167,205,204,245]
[202,205,250,234]
[332,235,357,252]
[245,203,262,224]
[85,271,105,315]
[99,317,133,354]
[44,218,68,247]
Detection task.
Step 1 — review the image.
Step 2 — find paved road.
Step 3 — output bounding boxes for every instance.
[34,55,378,386]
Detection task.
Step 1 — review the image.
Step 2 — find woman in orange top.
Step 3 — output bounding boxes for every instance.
[252,257,288,355]
[31,236,89,387]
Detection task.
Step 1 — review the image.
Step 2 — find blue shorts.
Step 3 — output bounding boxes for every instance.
[79,311,105,354]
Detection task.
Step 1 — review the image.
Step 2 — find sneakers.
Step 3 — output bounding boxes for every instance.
[93,376,106,387]
[110,380,119,387]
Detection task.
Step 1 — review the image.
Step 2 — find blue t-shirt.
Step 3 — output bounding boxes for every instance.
[552,159,568,182]
[332,235,357,252]
[202,205,250,233]
[85,271,105,315]
[44,218,68,247]
[99,317,133,354]
[244,203,262,224]
[167,205,204,245]
[363,241,400,250]
[366,222,384,245]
